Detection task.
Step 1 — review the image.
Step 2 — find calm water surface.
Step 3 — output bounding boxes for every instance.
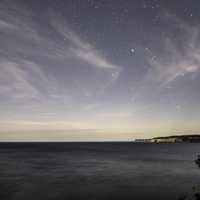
[0,142,199,200]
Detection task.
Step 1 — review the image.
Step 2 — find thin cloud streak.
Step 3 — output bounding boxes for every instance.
[129,13,200,107]
[0,1,121,104]
[150,14,200,86]
[0,61,40,99]
[0,60,58,101]
[51,17,121,80]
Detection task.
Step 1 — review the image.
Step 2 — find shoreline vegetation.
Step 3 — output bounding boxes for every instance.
[135,134,200,143]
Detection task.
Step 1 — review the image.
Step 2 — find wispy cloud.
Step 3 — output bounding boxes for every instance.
[149,13,200,86]
[0,1,121,105]
[50,17,121,80]
[128,13,200,106]
[0,60,61,106]
[0,61,40,99]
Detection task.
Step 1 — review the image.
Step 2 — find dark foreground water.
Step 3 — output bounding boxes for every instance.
[0,142,199,200]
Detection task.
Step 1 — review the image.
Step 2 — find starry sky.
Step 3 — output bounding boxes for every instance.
[0,0,200,141]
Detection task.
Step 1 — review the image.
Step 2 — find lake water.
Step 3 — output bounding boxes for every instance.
[0,142,200,200]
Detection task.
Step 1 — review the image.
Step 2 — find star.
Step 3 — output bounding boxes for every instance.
[130,48,135,53]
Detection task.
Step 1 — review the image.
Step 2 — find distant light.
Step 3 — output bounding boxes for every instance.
[130,48,135,53]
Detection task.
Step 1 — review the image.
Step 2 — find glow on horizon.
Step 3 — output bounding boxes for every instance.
[0,1,200,141]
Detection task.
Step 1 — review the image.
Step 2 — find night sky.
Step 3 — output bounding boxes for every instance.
[0,0,200,141]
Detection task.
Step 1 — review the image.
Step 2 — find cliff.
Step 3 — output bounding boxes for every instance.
[152,135,200,143]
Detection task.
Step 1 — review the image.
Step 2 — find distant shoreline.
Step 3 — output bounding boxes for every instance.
[0,134,200,143]
[135,134,200,143]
